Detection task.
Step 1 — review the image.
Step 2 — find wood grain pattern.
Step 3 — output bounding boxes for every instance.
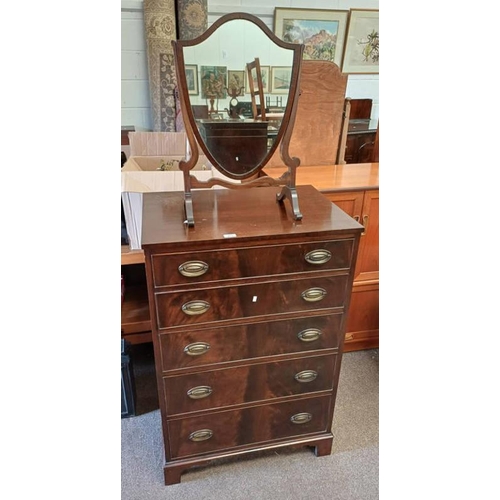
[167,395,331,459]
[267,60,348,167]
[163,354,337,415]
[142,185,362,484]
[159,313,343,372]
[142,185,362,247]
[151,238,355,287]
[155,275,349,329]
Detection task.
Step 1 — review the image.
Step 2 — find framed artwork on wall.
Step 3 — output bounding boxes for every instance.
[185,64,198,95]
[227,70,246,96]
[200,66,227,99]
[274,8,349,67]
[271,66,292,94]
[342,9,379,74]
[246,65,270,94]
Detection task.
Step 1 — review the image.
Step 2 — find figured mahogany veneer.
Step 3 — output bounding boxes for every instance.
[141,185,362,484]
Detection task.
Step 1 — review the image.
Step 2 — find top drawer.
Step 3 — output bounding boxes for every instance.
[151,239,354,287]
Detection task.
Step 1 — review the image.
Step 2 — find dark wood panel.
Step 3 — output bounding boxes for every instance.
[151,239,355,287]
[141,185,363,248]
[167,395,331,459]
[163,354,337,415]
[159,313,343,371]
[155,275,349,329]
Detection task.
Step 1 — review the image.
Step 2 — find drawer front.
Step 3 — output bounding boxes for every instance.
[151,240,354,287]
[159,314,343,371]
[168,395,331,459]
[155,275,349,329]
[163,354,336,415]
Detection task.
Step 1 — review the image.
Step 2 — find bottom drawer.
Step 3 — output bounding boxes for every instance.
[167,395,331,459]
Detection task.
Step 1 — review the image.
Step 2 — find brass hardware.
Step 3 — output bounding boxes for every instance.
[345,333,354,341]
[188,429,213,442]
[361,215,369,236]
[297,328,322,342]
[301,287,327,302]
[294,370,318,383]
[187,386,213,399]
[178,260,209,277]
[184,342,211,356]
[304,249,332,265]
[290,412,312,424]
[182,300,210,316]
[353,215,360,222]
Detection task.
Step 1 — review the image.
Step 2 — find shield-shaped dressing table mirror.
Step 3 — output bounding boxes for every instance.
[172,12,305,226]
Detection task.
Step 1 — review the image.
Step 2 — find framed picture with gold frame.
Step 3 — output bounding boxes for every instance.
[274,8,349,67]
[341,9,379,74]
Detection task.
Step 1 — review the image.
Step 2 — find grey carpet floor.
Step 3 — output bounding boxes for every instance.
[121,348,379,500]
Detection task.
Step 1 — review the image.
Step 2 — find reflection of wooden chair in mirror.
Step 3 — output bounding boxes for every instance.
[267,60,350,167]
[246,57,266,121]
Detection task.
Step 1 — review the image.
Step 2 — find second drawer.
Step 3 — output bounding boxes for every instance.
[155,275,349,329]
[163,353,337,416]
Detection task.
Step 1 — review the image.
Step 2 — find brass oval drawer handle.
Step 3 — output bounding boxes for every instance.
[187,385,213,399]
[304,249,332,265]
[188,429,213,442]
[182,300,210,316]
[184,342,211,356]
[301,287,327,302]
[294,370,318,383]
[297,328,322,342]
[178,260,209,277]
[290,412,312,424]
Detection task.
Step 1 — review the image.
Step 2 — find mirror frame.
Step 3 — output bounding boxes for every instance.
[172,12,305,226]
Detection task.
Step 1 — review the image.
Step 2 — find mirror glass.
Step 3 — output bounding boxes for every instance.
[181,18,294,178]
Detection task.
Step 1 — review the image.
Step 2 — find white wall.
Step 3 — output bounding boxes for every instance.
[121,0,379,129]
[121,0,152,130]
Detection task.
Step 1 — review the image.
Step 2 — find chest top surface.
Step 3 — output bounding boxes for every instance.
[141,185,362,248]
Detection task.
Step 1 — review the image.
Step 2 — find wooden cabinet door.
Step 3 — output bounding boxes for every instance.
[325,191,364,222]
[325,190,378,281]
[356,190,379,281]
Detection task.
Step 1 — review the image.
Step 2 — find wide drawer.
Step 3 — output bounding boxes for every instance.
[163,354,336,415]
[167,395,331,459]
[155,275,349,329]
[159,314,343,371]
[151,239,354,287]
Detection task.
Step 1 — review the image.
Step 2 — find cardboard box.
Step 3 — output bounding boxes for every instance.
[121,155,237,249]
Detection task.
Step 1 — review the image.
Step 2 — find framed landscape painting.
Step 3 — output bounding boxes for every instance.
[271,66,292,94]
[342,9,379,74]
[274,8,348,67]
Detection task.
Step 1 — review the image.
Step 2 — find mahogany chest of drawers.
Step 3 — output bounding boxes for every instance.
[141,185,362,484]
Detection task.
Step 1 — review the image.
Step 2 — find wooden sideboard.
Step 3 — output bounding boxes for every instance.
[265,163,379,352]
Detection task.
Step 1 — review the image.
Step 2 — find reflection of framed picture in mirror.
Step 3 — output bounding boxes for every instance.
[200,66,227,99]
[185,64,199,95]
[271,66,292,94]
[342,9,379,74]
[246,66,270,94]
[227,70,246,96]
[274,8,348,67]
